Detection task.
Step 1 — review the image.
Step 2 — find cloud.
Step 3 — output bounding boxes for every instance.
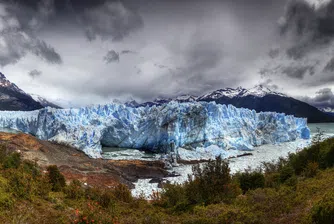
[121,50,136,54]
[299,88,334,109]
[103,50,120,63]
[0,1,62,66]
[82,1,143,41]
[282,66,314,79]
[260,0,334,88]
[259,79,279,90]
[28,69,42,78]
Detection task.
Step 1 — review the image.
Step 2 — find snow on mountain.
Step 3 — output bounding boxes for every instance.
[126,85,332,123]
[175,94,198,102]
[242,85,287,98]
[198,87,244,100]
[319,107,334,113]
[0,101,310,159]
[131,85,288,107]
[0,72,43,111]
[0,73,27,95]
[199,85,287,100]
[30,94,62,109]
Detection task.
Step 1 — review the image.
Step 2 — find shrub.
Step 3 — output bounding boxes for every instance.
[264,172,281,188]
[65,180,84,200]
[0,192,13,209]
[303,162,319,178]
[160,183,187,208]
[3,152,21,169]
[34,175,52,198]
[186,156,241,205]
[311,190,334,224]
[279,165,294,183]
[21,160,40,178]
[0,144,8,164]
[111,184,133,203]
[86,187,116,208]
[235,170,265,193]
[142,212,162,224]
[47,165,66,192]
[0,176,13,209]
[7,170,34,200]
[72,202,117,224]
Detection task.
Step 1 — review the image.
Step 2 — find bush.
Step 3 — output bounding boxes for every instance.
[3,152,21,169]
[311,190,334,224]
[6,169,34,200]
[264,172,281,188]
[160,183,188,210]
[235,169,265,193]
[186,156,241,205]
[303,162,319,178]
[47,165,66,192]
[65,180,84,200]
[0,176,13,209]
[111,184,133,203]
[85,187,116,208]
[142,212,162,224]
[279,165,294,183]
[34,175,52,198]
[21,160,40,178]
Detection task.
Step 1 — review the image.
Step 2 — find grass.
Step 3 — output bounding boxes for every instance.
[0,132,333,223]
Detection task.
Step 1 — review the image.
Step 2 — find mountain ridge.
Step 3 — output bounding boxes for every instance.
[128,85,334,123]
[0,72,60,111]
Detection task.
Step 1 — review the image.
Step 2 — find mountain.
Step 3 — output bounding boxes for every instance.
[0,72,43,111]
[30,94,62,109]
[319,108,334,117]
[130,85,334,123]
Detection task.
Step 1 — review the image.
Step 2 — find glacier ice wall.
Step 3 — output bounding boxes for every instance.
[0,101,310,158]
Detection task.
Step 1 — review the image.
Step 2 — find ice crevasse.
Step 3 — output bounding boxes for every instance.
[0,101,310,158]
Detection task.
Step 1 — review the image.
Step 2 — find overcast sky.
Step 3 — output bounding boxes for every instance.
[1,0,334,109]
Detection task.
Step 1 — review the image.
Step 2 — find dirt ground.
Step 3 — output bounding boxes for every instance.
[0,132,171,189]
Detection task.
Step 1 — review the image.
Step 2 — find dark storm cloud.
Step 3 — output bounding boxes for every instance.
[57,0,289,102]
[28,69,42,78]
[121,50,136,54]
[81,1,143,41]
[185,41,224,73]
[0,0,62,66]
[9,0,330,106]
[300,88,334,109]
[261,0,334,90]
[103,50,119,63]
[324,56,334,71]
[259,79,279,90]
[279,0,334,58]
[282,66,314,79]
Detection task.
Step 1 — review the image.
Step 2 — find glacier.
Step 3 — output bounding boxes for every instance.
[0,101,310,159]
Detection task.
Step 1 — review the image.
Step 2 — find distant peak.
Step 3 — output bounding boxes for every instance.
[0,73,6,79]
[0,72,27,95]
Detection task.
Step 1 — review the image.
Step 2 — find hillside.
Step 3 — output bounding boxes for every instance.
[0,132,333,223]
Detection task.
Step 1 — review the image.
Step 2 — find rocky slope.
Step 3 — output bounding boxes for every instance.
[0,73,43,111]
[0,131,169,189]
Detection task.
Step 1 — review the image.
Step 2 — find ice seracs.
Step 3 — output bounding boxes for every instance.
[0,101,310,159]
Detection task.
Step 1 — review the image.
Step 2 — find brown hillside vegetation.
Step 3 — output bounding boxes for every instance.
[0,132,169,188]
[0,132,332,223]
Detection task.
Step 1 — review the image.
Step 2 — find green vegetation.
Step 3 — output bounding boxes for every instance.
[0,132,333,223]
